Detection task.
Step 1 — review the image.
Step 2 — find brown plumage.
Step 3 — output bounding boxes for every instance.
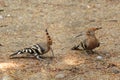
[72,27,102,53]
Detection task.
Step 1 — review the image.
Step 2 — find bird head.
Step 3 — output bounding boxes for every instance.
[75,27,102,38]
[86,27,102,36]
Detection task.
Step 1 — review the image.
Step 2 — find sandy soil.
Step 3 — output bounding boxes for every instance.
[0,0,120,80]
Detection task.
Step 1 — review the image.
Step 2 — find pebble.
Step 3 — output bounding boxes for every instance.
[7,14,11,17]
[110,67,120,74]
[112,69,120,74]
[96,56,103,60]
[87,5,90,8]
[55,73,65,79]
[23,72,48,80]
[18,16,23,20]
[2,74,14,80]
[0,15,3,19]
[77,77,84,80]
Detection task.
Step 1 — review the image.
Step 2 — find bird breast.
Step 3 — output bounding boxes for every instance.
[86,37,99,50]
[38,42,50,53]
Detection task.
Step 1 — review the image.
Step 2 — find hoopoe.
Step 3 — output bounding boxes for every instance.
[72,27,102,53]
[10,29,54,60]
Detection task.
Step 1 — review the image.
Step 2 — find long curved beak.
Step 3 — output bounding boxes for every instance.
[75,34,83,38]
[96,27,102,30]
[75,32,84,38]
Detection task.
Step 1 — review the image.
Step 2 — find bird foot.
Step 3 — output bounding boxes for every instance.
[71,45,80,50]
[85,50,95,54]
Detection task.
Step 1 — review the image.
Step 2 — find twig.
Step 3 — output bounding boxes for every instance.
[0,25,8,27]
[0,9,4,12]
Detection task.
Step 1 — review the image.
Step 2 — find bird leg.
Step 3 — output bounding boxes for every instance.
[71,45,80,50]
[50,46,54,58]
[84,50,94,54]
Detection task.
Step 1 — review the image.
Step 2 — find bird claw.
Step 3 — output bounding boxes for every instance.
[38,58,45,62]
[71,45,80,50]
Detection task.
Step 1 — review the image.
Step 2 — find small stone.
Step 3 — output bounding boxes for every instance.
[7,14,11,17]
[23,72,49,80]
[55,73,65,79]
[110,67,120,74]
[112,69,120,74]
[96,56,103,60]
[2,74,14,80]
[0,15,3,19]
[18,16,23,20]
[87,5,90,8]
[77,77,84,80]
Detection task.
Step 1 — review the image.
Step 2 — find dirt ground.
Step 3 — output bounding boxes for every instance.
[0,0,120,80]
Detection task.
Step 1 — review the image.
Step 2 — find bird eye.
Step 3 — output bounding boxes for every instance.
[88,31,90,34]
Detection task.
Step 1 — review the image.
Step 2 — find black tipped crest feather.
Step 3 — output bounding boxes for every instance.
[45,29,52,45]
